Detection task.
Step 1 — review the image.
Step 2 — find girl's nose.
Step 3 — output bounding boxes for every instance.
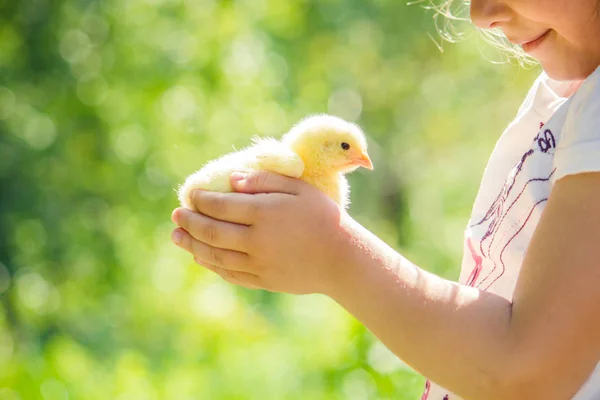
[470,0,513,29]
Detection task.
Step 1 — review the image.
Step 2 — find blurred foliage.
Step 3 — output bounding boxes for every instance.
[0,0,539,399]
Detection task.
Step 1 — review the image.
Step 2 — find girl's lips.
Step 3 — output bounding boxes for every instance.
[521,30,551,53]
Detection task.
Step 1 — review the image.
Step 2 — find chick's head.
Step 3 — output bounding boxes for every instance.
[282,115,373,174]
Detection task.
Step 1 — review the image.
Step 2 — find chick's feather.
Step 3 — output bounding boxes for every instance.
[178,137,304,210]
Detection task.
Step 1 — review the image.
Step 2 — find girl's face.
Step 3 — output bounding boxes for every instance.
[470,0,600,80]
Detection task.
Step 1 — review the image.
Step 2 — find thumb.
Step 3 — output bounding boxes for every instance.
[230,171,302,195]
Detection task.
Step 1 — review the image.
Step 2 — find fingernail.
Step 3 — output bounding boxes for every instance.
[231,172,248,184]
[171,209,180,224]
[172,229,183,245]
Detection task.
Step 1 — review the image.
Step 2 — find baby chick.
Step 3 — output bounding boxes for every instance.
[178,114,373,210]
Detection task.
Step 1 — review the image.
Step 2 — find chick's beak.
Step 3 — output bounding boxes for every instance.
[353,151,374,170]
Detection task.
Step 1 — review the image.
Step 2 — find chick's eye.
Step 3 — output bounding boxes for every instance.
[341,142,350,150]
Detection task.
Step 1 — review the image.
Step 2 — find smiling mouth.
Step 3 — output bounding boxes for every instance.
[508,30,550,46]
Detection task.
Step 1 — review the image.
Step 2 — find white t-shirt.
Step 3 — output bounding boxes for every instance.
[422,65,600,400]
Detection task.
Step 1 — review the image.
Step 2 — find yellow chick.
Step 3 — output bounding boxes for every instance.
[178,114,373,210]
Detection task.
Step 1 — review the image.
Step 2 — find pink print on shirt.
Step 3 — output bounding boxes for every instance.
[421,380,448,400]
[421,380,430,400]
[465,238,483,287]
[465,128,556,290]
[467,149,533,288]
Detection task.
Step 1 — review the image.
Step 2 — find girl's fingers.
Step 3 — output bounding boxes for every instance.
[230,171,303,195]
[172,228,255,273]
[172,208,251,253]
[189,190,260,225]
[194,258,262,290]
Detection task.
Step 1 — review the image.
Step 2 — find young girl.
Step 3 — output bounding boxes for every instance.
[171,0,600,398]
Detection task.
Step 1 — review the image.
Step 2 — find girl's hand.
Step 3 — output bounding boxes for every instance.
[170,171,356,295]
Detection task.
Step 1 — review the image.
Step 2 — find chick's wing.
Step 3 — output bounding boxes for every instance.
[249,136,304,179]
[178,138,304,210]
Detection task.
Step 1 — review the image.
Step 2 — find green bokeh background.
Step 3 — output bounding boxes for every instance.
[0,1,539,399]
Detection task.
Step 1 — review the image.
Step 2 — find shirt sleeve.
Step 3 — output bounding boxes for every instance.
[554,68,600,181]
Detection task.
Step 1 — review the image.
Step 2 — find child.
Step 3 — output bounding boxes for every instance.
[171,0,600,398]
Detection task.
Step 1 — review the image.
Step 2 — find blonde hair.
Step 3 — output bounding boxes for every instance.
[410,0,536,66]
